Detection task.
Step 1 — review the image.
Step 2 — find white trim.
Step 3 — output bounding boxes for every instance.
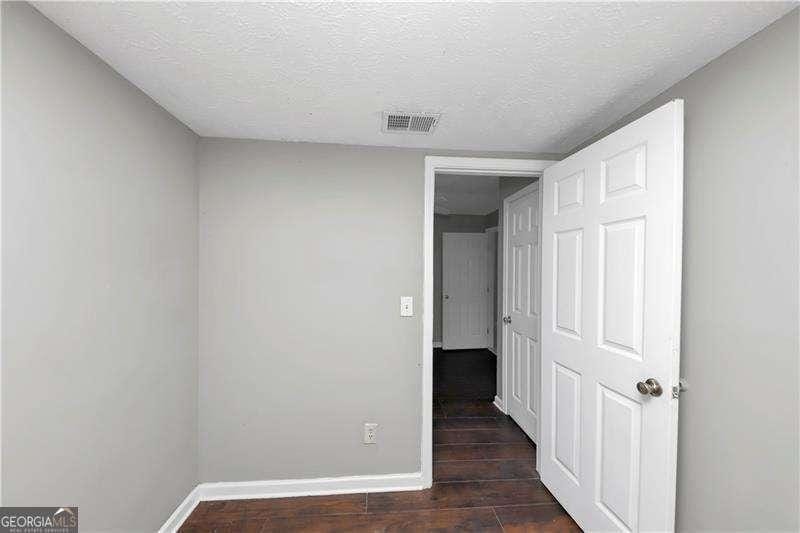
[0,3,4,505]
[493,395,506,414]
[159,486,200,533]
[484,226,499,233]
[200,472,423,501]
[487,345,497,356]
[160,472,424,532]
[432,341,442,348]
[422,156,556,488]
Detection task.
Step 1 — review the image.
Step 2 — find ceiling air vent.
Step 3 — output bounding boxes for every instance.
[382,112,440,134]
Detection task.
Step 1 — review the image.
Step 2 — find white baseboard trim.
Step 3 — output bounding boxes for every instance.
[161,472,424,531]
[159,485,200,533]
[432,341,442,348]
[199,471,424,501]
[493,395,506,414]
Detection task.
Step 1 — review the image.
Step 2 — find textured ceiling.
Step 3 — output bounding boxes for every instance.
[34,2,796,153]
[435,174,499,215]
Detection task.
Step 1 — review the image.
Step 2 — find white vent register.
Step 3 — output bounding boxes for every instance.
[382,111,440,134]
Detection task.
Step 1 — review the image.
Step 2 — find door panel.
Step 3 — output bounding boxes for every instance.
[539,100,683,532]
[504,182,541,442]
[442,233,489,350]
[599,218,645,357]
[553,362,580,485]
[596,384,642,531]
[554,229,582,338]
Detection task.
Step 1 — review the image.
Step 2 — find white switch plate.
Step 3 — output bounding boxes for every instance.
[363,423,378,444]
[400,296,413,317]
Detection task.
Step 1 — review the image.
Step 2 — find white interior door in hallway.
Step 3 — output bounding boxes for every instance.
[539,100,684,532]
[442,232,490,350]
[503,181,542,443]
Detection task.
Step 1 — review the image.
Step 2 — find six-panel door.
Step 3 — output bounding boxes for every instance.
[539,100,683,532]
[505,182,541,442]
[443,232,490,350]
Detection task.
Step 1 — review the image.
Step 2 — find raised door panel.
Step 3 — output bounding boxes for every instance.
[554,171,585,215]
[601,145,646,203]
[553,362,581,485]
[598,218,645,359]
[526,337,540,421]
[554,229,582,339]
[595,385,642,532]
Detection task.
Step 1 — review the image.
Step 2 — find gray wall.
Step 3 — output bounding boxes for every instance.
[198,140,425,481]
[433,214,490,344]
[2,3,199,531]
[567,9,799,531]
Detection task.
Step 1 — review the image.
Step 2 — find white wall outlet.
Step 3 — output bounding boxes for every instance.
[400,296,413,317]
[363,423,378,444]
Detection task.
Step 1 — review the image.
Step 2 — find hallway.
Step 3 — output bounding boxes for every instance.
[179,352,580,531]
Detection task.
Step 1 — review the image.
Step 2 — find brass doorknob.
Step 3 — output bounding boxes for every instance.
[636,378,662,397]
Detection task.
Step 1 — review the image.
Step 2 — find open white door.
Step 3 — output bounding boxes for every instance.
[539,100,683,532]
[503,181,541,442]
[442,232,489,350]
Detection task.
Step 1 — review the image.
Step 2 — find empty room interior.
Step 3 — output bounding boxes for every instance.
[2,2,799,532]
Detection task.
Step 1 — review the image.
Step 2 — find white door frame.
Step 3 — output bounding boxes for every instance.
[421,156,555,487]
[484,226,499,356]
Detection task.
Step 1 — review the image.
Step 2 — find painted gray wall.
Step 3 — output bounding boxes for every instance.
[198,140,425,481]
[433,214,490,344]
[2,3,199,531]
[567,9,800,531]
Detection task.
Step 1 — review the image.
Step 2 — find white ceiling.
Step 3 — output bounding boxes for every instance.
[435,174,499,216]
[34,2,795,153]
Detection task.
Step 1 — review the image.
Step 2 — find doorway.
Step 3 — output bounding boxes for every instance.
[421,157,554,487]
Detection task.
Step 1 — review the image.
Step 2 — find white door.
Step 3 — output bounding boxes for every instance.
[503,182,541,442]
[442,233,489,350]
[539,100,683,532]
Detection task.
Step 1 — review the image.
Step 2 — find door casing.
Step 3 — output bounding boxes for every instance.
[421,157,555,487]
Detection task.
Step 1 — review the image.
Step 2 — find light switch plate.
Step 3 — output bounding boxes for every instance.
[400,296,413,317]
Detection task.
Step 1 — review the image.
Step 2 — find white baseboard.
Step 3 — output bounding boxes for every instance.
[199,471,424,501]
[159,485,200,533]
[432,341,442,348]
[493,395,506,414]
[161,472,424,531]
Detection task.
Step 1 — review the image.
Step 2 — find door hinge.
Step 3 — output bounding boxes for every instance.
[671,378,688,399]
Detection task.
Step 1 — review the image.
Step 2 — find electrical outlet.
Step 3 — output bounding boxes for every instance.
[363,423,378,444]
[400,296,413,317]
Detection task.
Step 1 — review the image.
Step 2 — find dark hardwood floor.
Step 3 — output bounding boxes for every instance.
[433,348,496,400]
[180,349,580,532]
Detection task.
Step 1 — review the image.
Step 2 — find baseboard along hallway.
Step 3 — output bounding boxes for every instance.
[179,350,579,531]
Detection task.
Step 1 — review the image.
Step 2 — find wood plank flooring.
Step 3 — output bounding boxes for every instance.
[180,351,580,531]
